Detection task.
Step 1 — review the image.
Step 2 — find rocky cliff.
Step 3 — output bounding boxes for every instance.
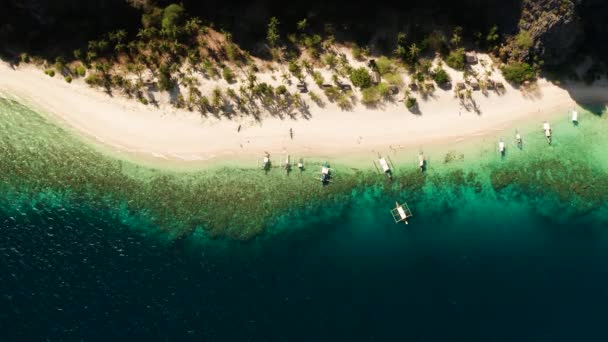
[501,0,585,66]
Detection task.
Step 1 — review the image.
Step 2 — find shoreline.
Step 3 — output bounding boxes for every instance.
[1,61,607,170]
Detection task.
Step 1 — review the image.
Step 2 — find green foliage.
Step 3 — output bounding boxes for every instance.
[222,66,235,83]
[361,87,380,106]
[445,48,465,70]
[312,71,324,86]
[275,85,288,95]
[450,26,463,47]
[409,43,421,61]
[376,56,393,76]
[377,82,391,98]
[406,96,418,109]
[288,59,302,77]
[350,67,372,89]
[142,7,163,28]
[501,62,536,84]
[84,73,101,85]
[323,86,340,102]
[44,69,55,77]
[352,45,364,61]
[425,30,448,54]
[224,43,239,61]
[515,30,534,49]
[302,34,322,56]
[20,53,30,63]
[486,25,500,46]
[383,73,403,87]
[297,18,308,32]
[432,67,450,84]
[397,32,407,46]
[308,91,324,106]
[162,4,185,30]
[199,95,210,113]
[64,75,72,83]
[158,64,175,91]
[267,17,280,47]
[323,53,337,69]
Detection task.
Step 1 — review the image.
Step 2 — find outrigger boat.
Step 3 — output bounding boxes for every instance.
[282,154,292,174]
[498,138,506,156]
[571,109,579,125]
[373,154,395,180]
[316,162,333,185]
[515,130,523,149]
[260,152,271,171]
[543,121,552,144]
[391,201,413,225]
[418,152,426,172]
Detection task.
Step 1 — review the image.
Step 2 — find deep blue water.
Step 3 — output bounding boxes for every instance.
[2,190,608,342]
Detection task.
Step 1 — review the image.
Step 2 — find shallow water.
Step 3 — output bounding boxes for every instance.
[1,98,608,341]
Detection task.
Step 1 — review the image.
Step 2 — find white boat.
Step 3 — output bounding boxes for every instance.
[391,201,413,225]
[571,109,579,123]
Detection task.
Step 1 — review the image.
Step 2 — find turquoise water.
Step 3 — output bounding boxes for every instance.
[1,98,608,340]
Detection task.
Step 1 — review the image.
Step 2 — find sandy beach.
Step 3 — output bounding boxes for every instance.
[1,59,606,167]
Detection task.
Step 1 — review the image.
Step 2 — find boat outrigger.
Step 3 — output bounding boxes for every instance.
[543,121,552,144]
[316,162,333,185]
[373,154,395,180]
[391,201,413,225]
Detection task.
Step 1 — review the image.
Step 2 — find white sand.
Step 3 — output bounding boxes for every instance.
[1,59,606,166]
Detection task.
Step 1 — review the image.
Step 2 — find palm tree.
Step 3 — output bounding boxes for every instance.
[184,18,202,35]
[409,43,420,61]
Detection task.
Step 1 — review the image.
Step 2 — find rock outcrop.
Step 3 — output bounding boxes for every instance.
[502,0,584,66]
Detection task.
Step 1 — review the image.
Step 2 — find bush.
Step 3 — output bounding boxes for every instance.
[275,85,288,95]
[162,4,185,30]
[222,66,235,83]
[64,75,72,83]
[312,71,324,86]
[515,30,533,49]
[224,43,239,61]
[20,53,29,63]
[76,66,87,77]
[361,87,380,106]
[352,45,364,61]
[44,69,55,77]
[432,68,450,84]
[501,62,536,84]
[288,60,301,77]
[445,48,466,70]
[377,82,391,98]
[406,97,418,109]
[384,73,403,87]
[309,91,324,106]
[323,86,340,102]
[323,53,337,69]
[350,67,372,88]
[158,64,174,91]
[85,73,102,85]
[375,56,393,76]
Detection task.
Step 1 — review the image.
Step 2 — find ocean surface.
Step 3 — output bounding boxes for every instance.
[1,98,608,341]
